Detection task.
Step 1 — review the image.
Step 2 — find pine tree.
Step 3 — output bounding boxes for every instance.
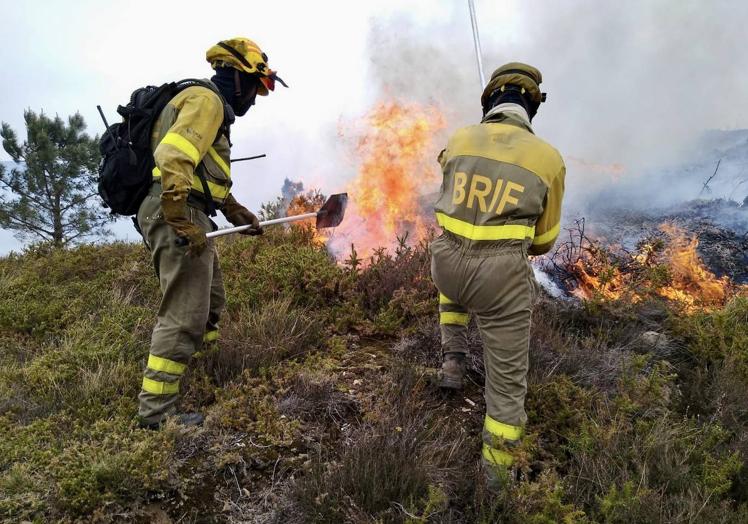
[0,110,111,246]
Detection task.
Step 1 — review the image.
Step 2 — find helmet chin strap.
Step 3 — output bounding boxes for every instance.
[234,69,242,98]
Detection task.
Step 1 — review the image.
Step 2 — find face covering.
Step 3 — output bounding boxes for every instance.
[233,73,259,116]
[210,67,259,117]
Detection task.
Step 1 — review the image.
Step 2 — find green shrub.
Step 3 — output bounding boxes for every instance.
[0,413,171,519]
[1,228,746,522]
[671,297,748,376]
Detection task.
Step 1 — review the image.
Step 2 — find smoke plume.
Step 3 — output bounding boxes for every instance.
[363,1,748,216]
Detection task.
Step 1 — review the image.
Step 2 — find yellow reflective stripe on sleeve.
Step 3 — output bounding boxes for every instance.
[436,213,535,241]
[439,293,454,305]
[142,377,179,395]
[207,147,231,178]
[533,222,560,246]
[152,167,230,202]
[147,354,186,375]
[482,443,514,466]
[160,132,201,165]
[203,329,219,343]
[440,312,469,325]
[484,415,523,441]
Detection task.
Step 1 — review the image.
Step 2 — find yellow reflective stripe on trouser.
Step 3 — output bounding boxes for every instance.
[147,354,186,375]
[207,147,231,177]
[160,132,200,165]
[436,213,535,241]
[439,293,454,305]
[142,376,179,395]
[484,415,523,441]
[203,329,219,342]
[533,222,560,246]
[482,443,514,466]
[152,167,231,201]
[440,312,469,325]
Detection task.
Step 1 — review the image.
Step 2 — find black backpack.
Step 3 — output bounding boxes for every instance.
[97,79,231,216]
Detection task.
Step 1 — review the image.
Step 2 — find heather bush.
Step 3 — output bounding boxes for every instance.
[0,227,746,522]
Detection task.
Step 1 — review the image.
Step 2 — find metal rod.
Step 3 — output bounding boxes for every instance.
[206,211,319,238]
[230,154,267,163]
[468,0,486,89]
[96,105,119,150]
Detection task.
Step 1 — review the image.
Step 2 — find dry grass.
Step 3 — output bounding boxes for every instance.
[276,363,475,523]
[197,295,323,386]
[2,232,747,522]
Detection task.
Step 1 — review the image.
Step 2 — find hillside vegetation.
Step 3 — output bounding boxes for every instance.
[1,227,747,523]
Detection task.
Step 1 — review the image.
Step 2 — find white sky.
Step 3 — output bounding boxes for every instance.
[1,0,747,253]
[0,0,479,251]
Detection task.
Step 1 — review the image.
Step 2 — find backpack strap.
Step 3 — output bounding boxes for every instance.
[176,79,233,145]
[173,79,233,217]
[194,170,217,217]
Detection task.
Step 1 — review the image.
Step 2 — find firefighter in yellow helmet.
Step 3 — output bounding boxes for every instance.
[136,38,287,429]
[431,63,565,482]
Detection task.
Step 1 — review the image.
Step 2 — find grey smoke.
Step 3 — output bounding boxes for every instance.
[365,1,748,216]
[281,178,304,204]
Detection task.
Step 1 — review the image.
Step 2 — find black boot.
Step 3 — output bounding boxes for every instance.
[139,412,205,430]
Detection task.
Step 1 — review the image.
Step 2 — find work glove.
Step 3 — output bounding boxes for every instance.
[222,194,263,236]
[161,197,207,256]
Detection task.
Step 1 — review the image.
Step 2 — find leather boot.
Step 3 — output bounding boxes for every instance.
[139,412,204,431]
[439,352,466,390]
[482,460,513,493]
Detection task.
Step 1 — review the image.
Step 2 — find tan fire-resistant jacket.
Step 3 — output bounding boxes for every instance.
[150,83,233,207]
[434,110,565,255]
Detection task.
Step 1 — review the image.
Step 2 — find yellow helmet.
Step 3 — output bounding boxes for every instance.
[206,37,287,96]
[481,62,545,111]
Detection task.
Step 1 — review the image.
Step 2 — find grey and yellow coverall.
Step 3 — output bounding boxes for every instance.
[136,84,238,425]
[431,107,565,467]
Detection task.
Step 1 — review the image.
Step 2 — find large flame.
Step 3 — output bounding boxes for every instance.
[328,101,446,261]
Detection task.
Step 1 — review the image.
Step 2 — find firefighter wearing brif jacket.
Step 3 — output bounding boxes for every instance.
[431,63,565,483]
[136,38,287,429]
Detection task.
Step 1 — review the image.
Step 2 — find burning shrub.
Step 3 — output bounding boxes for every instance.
[329,101,446,259]
[543,219,744,312]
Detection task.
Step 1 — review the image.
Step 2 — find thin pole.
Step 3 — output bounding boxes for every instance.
[206,212,319,238]
[231,154,267,163]
[468,0,486,89]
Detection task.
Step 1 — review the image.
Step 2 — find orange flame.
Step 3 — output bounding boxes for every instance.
[656,224,729,309]
[285,191,328,245]
[570,223,735,311]
[328,101,446,260]
[570,257,627,301]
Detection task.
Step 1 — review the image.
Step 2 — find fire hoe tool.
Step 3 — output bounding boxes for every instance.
[205,193,348,240]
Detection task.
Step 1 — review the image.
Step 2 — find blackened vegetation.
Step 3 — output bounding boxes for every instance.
[586,198,748,283]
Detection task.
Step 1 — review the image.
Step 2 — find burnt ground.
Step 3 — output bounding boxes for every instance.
[583,198,748,284]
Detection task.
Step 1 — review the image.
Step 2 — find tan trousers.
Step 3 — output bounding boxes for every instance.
[431,233,538,467]
[136,190,225,424]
